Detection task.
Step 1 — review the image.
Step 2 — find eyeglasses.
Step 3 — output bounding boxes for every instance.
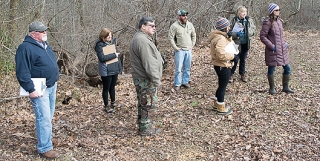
[274,9,280,12]
[147,24,156,28]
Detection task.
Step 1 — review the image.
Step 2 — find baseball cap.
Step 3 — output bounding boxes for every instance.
[177,10,188,16]
[29,21,48,32]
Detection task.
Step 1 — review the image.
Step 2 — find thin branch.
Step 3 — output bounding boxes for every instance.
[0,96,26,103]
[1,43,15,55]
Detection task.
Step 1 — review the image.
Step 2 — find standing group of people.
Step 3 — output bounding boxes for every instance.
[15,3,294,159]
[208,3,295,115]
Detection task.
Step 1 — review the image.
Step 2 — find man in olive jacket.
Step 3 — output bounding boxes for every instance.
[130,16,163,136]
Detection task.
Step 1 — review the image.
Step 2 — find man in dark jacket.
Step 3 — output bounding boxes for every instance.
[15,21,60,159]
[130,16,163,136]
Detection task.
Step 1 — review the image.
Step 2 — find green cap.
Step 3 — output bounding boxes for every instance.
[177,10,188,16]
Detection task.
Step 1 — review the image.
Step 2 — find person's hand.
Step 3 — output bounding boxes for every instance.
[115,52,120,57]
[273,46,276,51]
[237,31,243,37]
[175,48,181,52]
[29,90,40,98]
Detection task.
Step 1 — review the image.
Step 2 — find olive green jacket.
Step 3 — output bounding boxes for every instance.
[229,16,256,50]
[168,20,196,51]
[129,30,163,87]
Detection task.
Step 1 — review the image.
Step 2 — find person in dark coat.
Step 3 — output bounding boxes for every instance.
[228,5,256,83]
[95,28,122,113]
[16,21,60,159]
[260,3,294,95]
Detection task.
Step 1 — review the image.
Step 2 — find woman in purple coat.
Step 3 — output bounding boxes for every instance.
[260,3,294,95]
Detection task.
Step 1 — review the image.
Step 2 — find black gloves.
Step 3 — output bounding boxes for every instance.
[227,31,232,38]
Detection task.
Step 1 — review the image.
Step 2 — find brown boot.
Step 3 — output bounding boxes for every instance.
[174,86,180,92]
[216,102,232,115]
[212,96,218,111]
[240,74,247,82]
[40,150,60,159]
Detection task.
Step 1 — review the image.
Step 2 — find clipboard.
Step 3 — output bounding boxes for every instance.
[102,44,118,65]
[20,78,47,96]
[232,22,244,32]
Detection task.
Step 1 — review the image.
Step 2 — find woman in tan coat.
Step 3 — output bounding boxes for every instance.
[208,17,238,115]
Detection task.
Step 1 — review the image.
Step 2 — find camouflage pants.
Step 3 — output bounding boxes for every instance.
[133,78,158,132]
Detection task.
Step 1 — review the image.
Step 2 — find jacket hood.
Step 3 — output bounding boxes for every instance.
[23,35,46,48]
[208,30,229,42]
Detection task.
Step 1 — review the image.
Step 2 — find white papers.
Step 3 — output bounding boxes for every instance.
[232,22,244,32]
[225,41,239,55]
[20,78,46,96]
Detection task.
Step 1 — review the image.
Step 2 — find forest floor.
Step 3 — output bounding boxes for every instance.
[0,31,319,161]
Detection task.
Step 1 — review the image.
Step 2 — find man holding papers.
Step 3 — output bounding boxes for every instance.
[15,21,60,159]
[208,17,238,115]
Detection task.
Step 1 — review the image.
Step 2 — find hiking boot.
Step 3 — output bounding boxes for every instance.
[212,96,218,111]
[174,86,180,92]
[241,74,247,82]
[111,101,123,108]
[40,150,60,159]
[139,127,162,136]
[181,84,190,89]
[105,105,115,113]
[216,102,232,115]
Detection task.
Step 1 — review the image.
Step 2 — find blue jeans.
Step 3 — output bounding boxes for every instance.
[174,50,192,86]
[268,64,291,75]
[30,82,57,153]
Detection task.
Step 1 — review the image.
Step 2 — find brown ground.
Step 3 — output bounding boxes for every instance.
[0,31,319,160]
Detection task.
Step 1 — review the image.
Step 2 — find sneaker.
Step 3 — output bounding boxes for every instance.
[105,105,115,113]
[111,102,123,108]
[181,84,190,89]
[40,150,60,159]
[139,127,162,136]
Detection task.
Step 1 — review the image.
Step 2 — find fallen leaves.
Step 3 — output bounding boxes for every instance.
[0,32,320,160]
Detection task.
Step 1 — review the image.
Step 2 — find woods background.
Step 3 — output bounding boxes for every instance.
[0,0,319,77]
[0,1,319,160]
